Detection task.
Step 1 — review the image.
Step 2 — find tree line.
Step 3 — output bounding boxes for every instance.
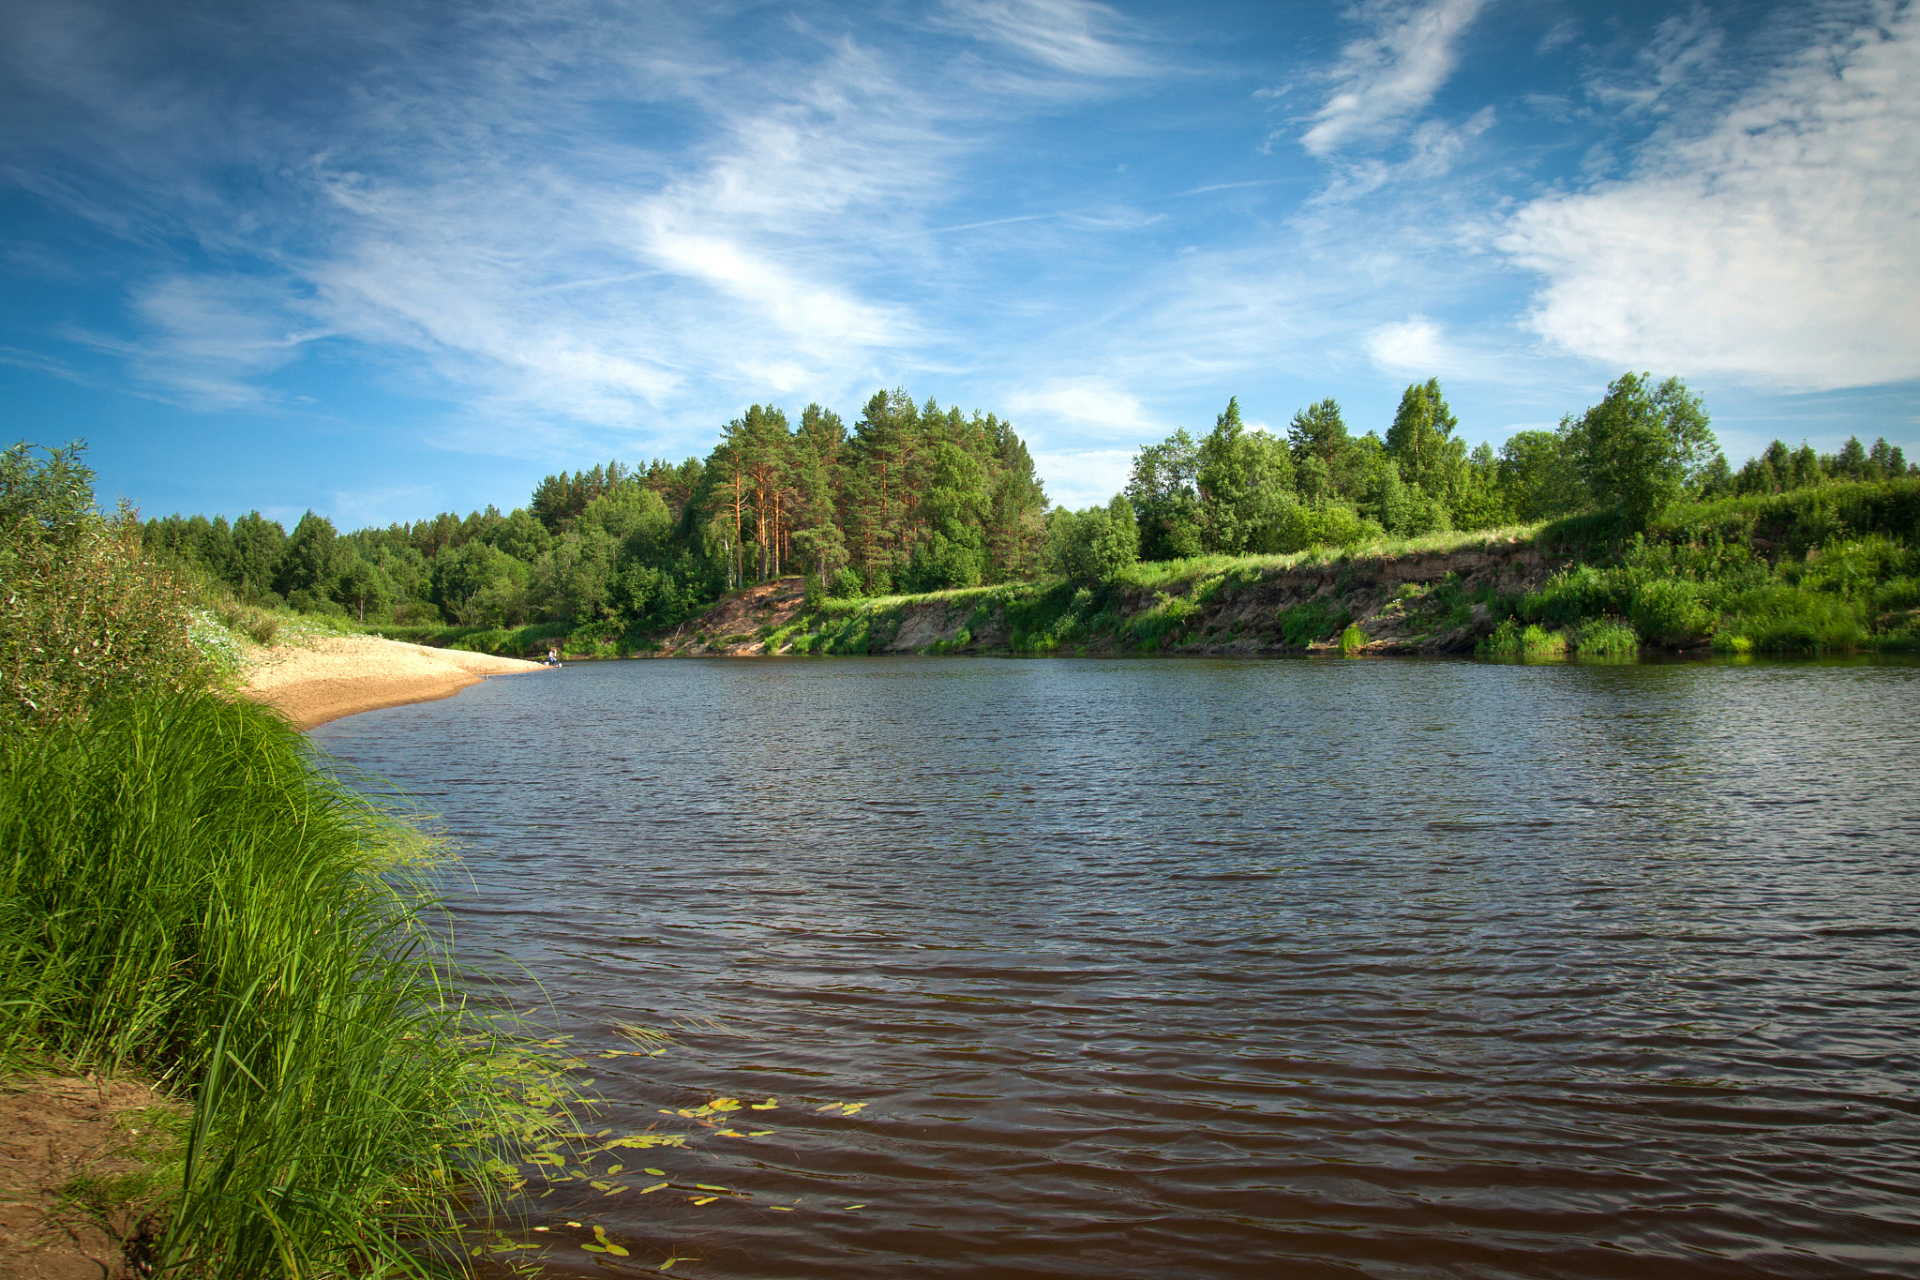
[1105,374,1912,580]
[141,373,1915,625]
[143,390,1048,633]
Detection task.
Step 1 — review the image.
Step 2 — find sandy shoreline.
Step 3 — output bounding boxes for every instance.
[240,634,547,730]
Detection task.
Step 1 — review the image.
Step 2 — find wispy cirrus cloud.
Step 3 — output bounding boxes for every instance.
[936,0,1153,77]
[1299,0,1488,157]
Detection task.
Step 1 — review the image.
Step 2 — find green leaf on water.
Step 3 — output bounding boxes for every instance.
[692,1196,717,1205]
[643,1167,665,1176]
[581,1244,608,1254]
[695,1183,727,1192]
[639,1182,669,1194]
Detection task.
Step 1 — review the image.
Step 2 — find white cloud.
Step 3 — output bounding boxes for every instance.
[938,0,1149,77]
[1499,4,1920,391]
[1364,314,1447,374]
[1005,377,1163,441]
[1029,446,1135,510]
[1301,0,1488,157]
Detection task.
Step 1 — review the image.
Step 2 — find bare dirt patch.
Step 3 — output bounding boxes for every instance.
[0,1074,174,1280]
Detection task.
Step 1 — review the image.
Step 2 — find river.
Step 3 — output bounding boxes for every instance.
[315,655,1920,1279]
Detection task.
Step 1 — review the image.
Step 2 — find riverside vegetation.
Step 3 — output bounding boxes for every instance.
[0,444,612,1277]
[138,373,1918,662]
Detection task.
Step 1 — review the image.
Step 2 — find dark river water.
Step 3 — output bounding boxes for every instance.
[314,656,1920,1279]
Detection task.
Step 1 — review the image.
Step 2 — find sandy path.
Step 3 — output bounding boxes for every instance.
[241,634,546,730]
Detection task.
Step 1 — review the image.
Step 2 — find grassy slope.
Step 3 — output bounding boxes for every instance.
[652,480,1920,660]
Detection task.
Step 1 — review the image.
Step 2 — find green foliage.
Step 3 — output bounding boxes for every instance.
[0,443,211,727]
[1478,620,1567,659]
[0,691,532,1276]
[1572,618,1639,657]
[1712,586,1866,654]
[1047,495,1141,584]
[1338,624,1369,655]
[1562,373,1720,527]
[1275,600,1349,648]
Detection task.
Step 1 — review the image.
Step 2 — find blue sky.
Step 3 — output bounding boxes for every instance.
[2,0,1916,525]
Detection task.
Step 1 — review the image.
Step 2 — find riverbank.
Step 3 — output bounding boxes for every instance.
[239,634,546,729]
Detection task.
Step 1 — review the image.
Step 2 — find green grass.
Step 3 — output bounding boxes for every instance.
[0,691,534,1277]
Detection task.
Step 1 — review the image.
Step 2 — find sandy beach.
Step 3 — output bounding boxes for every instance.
[241,634,546,729]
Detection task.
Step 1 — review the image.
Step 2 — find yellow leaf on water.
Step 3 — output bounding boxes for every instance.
[590,1181,611,1191]
[815,1103,840,1112]
[839,1103,866,1116]
[581,1244,607,1254]
[695,1184,727,1192]
[692,1196,717,1206]
[748,1130,773,1136]
[710,1098,742,1111]
[844,1204,866,1210]
[597,1128,613,1137]
[606,1164,624,1176]
[607,1244,630,1256]
[769,1206,794,1212]
[751,1098,777,1110]
[639,1182,668,1194]
[604,1186,627,1196]
[717,1129,744,1137]
[643,1168,665,1176]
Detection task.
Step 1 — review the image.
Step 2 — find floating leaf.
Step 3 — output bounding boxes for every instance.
[844,1204,866,1210]
[717,1129,744,1137]
[840,1103,867,1116]
[591,1181,611,1191]
[751,1098,777,1110]
[640,1182,669,1194]
[606,1243,630,1256]
[769,1206,794,1212]
[709,1098,742,1111]
[607,1164,624,1176]
[815,1103,840,1112]
[604,1186,627,1196]
[581,1244,608,1254]
[748,1130,773,1137]
[643,1168,665,1177]
[695,1184,727,1192]
[692,1196,718,1206]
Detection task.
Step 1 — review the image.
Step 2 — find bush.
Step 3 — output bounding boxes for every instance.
[1628,578,1714,647]
[0,443,211,726]
[1276,600,1349,648]
[1479,619,1568,659]
[1338,624,1369,655]
[1572,617,1639,657]
[1715,585,1865,654]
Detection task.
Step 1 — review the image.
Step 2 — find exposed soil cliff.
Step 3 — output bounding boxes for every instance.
[650,537,1556,658]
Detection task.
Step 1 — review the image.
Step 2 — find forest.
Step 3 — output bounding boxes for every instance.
[139,375,1914,644]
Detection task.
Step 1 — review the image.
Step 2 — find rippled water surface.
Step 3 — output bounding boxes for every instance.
[315,656,1920,1279]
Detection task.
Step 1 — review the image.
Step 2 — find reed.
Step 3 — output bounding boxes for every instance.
[0,690,518,1277]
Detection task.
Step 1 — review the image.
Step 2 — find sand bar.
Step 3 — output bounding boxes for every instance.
[241,634,546,730]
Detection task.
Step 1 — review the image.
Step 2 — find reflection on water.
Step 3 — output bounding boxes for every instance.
[316,656,1920,1279]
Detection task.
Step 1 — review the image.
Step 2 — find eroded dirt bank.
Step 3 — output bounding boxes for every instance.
[0,1075,173,1280]
[649,538,1554,658]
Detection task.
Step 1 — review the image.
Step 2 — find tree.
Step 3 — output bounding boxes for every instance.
[1197,397,1295,555]
[275,512,345,604]
[1386,378,1466,502]
[1561,373,1720,526]
[1498,430,1581,521]
[1127,429,1202,561]
[1047,494,1140,584]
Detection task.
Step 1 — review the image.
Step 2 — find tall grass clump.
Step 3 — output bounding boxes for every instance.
[0,690,519,1276]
